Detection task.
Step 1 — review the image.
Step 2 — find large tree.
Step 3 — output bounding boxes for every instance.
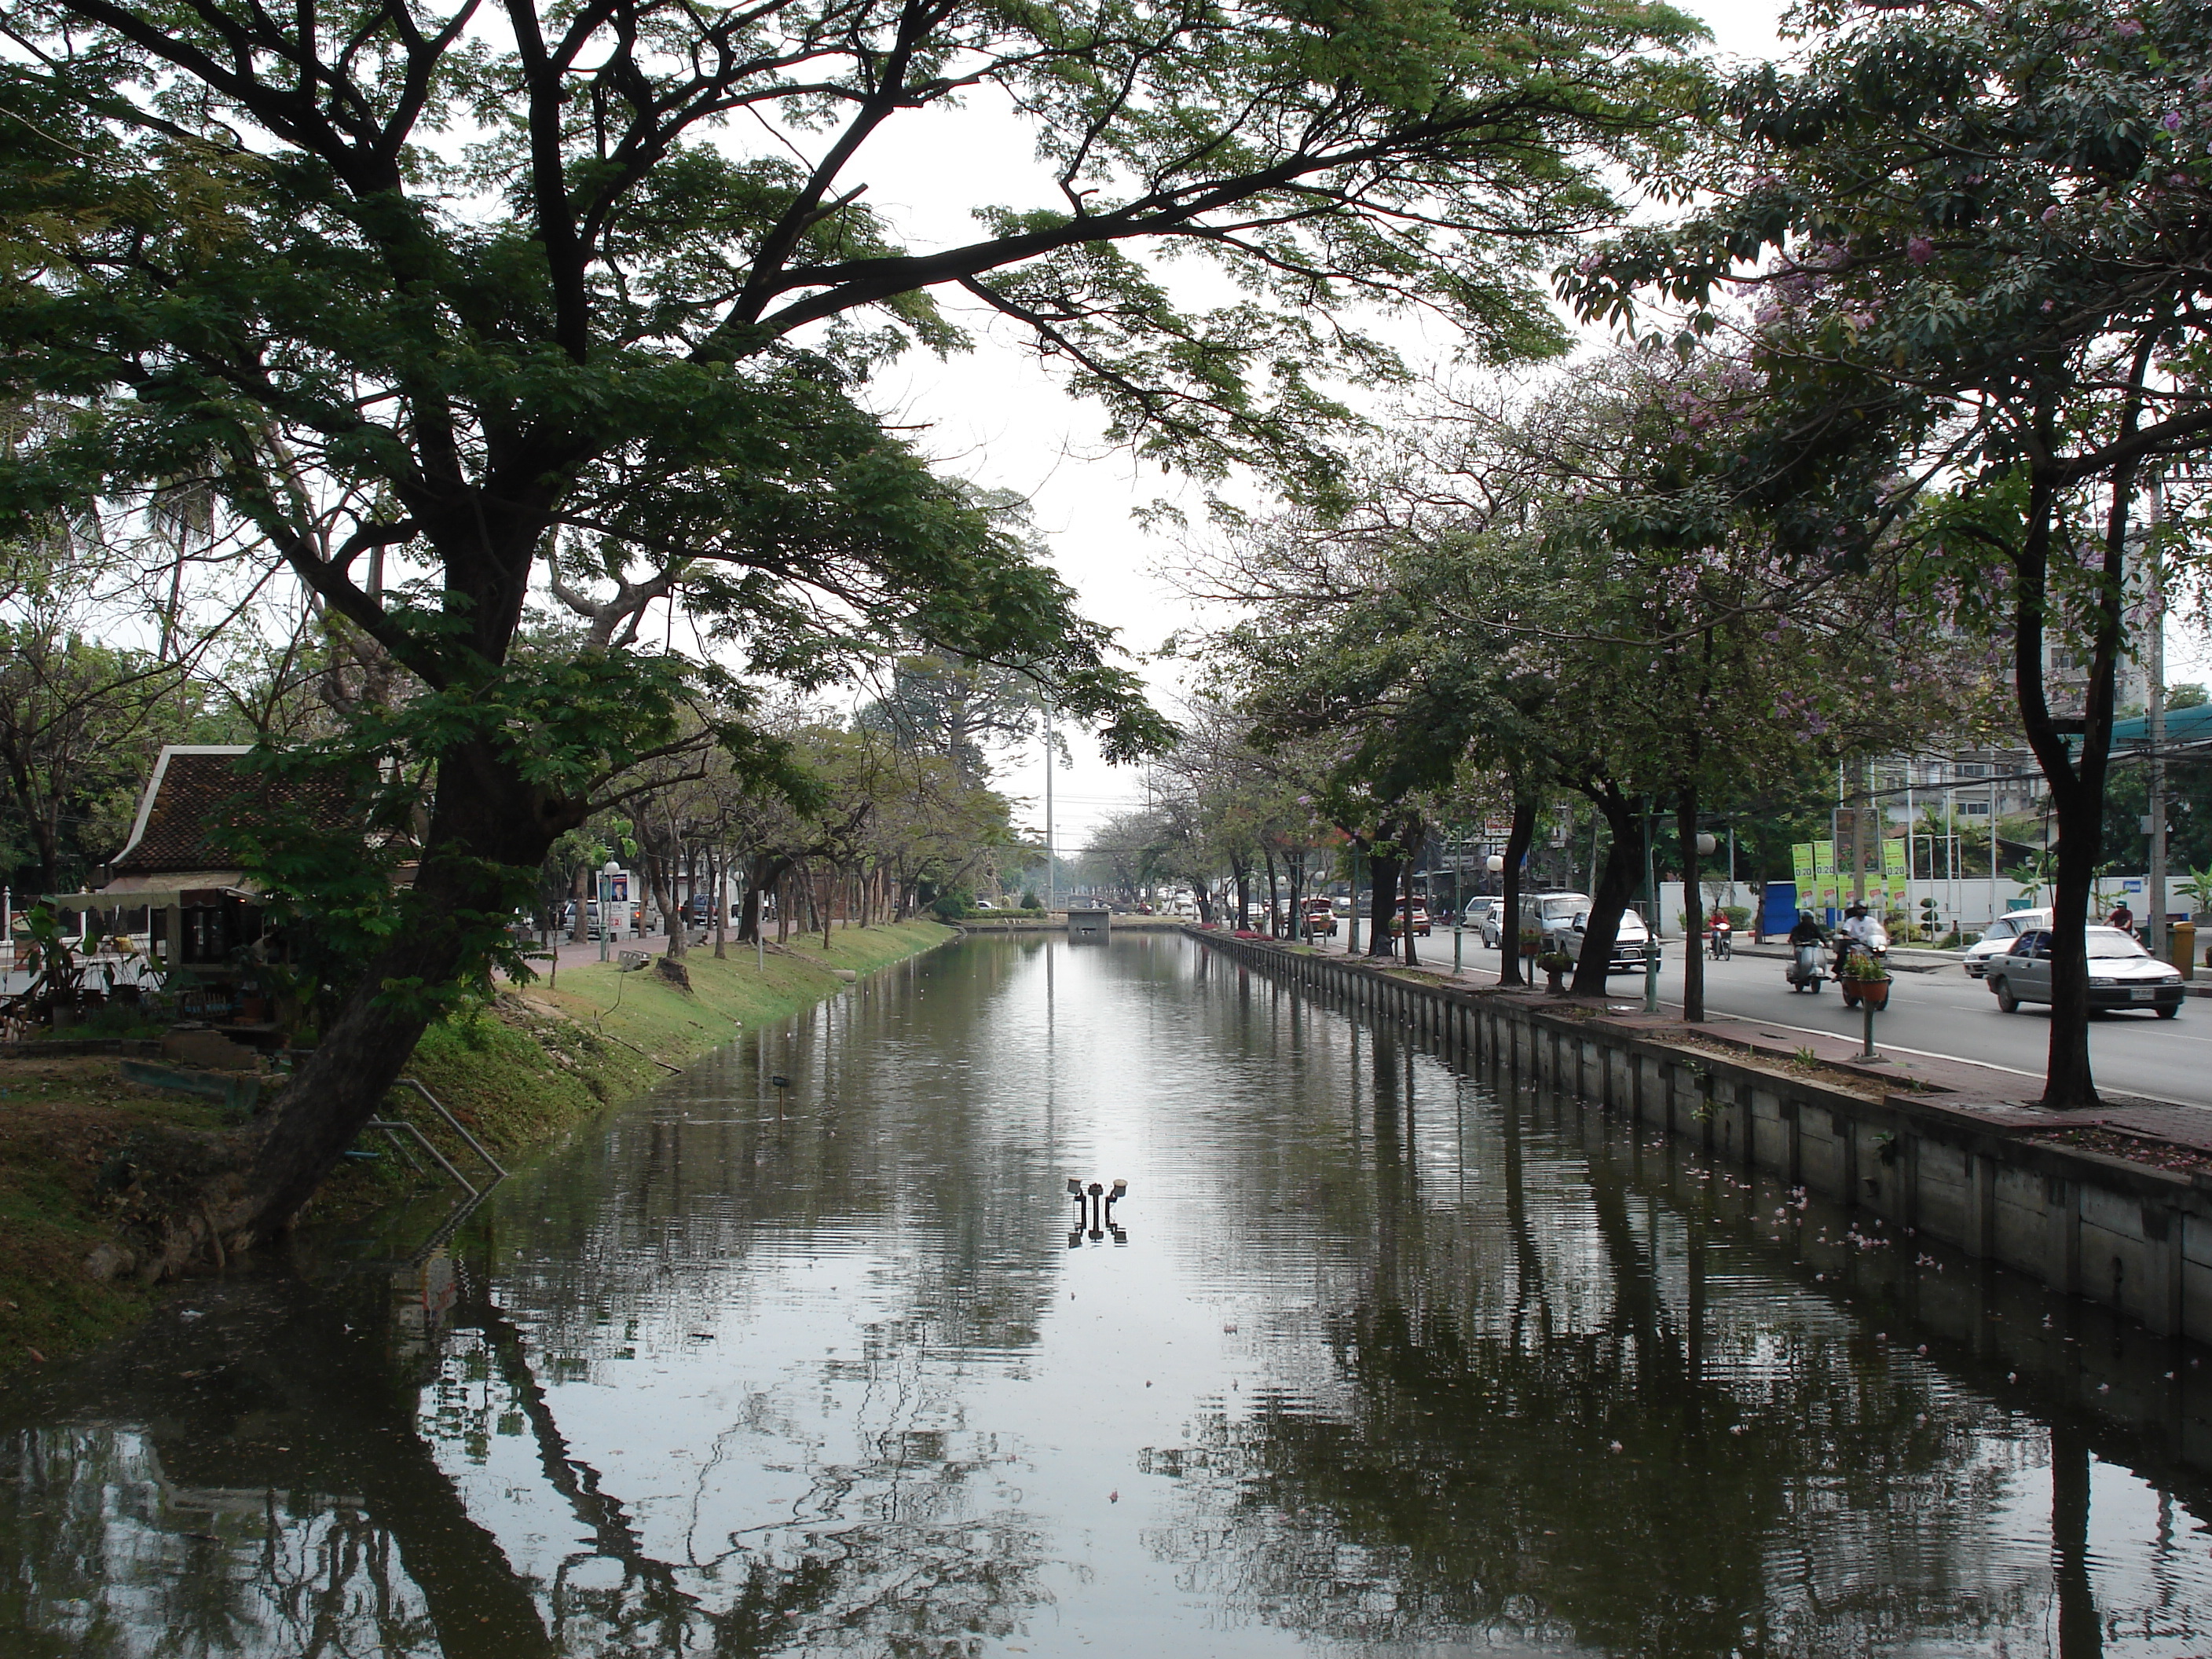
[1566,0,2212,1104]
[1,0,1706,1254]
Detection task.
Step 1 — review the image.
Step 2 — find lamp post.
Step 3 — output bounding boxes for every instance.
[599,859,621,962]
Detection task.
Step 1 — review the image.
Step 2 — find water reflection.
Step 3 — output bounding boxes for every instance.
[4,933,2210,1656]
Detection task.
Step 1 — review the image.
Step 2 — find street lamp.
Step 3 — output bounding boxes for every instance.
[599,859,621,962]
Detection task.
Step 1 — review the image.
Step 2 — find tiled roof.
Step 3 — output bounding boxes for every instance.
[108,748,359,877]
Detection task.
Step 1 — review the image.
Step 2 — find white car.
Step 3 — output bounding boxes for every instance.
[1963,909,2051,978]
[1462,896,1503,946]
[1522,891,1653,975]
[1986,925,2185,1017]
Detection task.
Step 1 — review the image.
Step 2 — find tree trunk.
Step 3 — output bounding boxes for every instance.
[1233,859,1251,932]
[1499,791,1536,988]
[1571,783,1640,997]
[1677,784,1704,1023]
[229,744,578,1247]
[1399,827,1420,966]
[1263,848,1280,937]
[567,864,589,943]
[711,848,727,958]
[650,848,685,958]
[1366,848,1400,958]
[2013,456,2121,1109]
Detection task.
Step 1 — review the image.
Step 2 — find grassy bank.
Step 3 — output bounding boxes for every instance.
[0,921,954,1379]
[395,921,952,1160]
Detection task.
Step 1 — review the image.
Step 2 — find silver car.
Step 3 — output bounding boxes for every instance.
[1462,896,1503,947]
[1963,909,2051,978]
[1987,925,2185,1018]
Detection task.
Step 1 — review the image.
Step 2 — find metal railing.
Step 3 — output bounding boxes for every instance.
[361,1077,509,1199]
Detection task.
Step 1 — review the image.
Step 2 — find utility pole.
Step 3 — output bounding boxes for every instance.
[1851,758,1872,910]
[2148,471,2169,961]
[1043,701,1057,912]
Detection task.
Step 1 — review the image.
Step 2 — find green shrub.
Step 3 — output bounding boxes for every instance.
[1020,891,1042,910]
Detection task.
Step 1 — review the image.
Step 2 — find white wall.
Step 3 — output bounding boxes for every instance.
[1654,877,2049,938]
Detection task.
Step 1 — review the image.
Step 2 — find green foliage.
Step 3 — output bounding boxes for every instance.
[1020,891,1042,911]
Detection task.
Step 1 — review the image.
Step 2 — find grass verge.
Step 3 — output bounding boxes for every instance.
[0,921,953,1379]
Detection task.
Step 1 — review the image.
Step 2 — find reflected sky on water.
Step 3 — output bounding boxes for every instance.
[6,932,2212,1657]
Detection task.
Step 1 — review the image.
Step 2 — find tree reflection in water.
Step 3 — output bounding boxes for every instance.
[6,938,2212,1657]
[1133,1020,2192,1658]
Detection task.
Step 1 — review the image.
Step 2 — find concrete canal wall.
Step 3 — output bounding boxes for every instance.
[1192,928,2212,1350]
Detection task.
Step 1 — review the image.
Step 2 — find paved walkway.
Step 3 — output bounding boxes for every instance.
[1254,925,2212,1160]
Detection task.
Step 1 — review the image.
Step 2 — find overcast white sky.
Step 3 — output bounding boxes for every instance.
[830,0,2212,860]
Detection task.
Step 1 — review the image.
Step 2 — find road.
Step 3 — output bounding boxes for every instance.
[1330,930,2212,1108]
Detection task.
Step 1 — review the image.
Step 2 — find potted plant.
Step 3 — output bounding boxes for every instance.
[1518,927,1543,966]
[1838,950,1892,1009]
[1536,947,1575,994]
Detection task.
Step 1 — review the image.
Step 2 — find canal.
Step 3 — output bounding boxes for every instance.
[5,932,2211,1656]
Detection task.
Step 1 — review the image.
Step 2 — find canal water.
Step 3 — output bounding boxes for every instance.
[5,933,2212,1657]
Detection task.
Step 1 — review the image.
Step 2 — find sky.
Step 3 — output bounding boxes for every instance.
[837,1,2212,864]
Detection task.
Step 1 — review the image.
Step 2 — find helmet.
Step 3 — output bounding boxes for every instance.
[1846,904,1866,918]
[1800,910,1815,923]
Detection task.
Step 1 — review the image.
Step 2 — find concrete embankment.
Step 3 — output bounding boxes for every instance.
[1193,927,2212,1352]
[0,921,954,1376]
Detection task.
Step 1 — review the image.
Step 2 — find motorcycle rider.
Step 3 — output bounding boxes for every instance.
[1785,908,1829,990]
[1835,903,1884,977]
[1707,903,1733,958]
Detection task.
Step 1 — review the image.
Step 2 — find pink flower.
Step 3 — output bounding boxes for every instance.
[2042,204,2062,222]
[1906,236,1934,264]
[2163,111,2185,132]
[2115,16,2144,36]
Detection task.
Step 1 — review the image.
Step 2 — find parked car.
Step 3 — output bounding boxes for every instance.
[1463,896,1503,947]
[1519,891,1592,947]
[1962,908,2051,978]
[1390,901,1432,937]
[1562,906,1653,976]
[1987,925,2185,1017]
[1522,891,1652,974]
[1302,900,1337,937]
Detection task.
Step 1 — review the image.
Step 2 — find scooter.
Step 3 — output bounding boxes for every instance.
[1708,918,1732,960]
[1785,940,1826,993]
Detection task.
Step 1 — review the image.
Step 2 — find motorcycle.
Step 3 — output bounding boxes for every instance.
[1708,918,1732,961]
[1785,939,1826,993]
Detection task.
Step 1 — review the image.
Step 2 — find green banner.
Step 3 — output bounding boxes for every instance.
[1792,843,1815,886]
[1814,839,1835,877]
[1883,838,1907,877]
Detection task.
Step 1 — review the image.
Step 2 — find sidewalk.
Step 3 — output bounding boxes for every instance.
[511,928,775,982]
[1240,925,2212,1159]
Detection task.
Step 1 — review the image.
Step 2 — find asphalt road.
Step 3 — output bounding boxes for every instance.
[1383,932,2212,1108]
